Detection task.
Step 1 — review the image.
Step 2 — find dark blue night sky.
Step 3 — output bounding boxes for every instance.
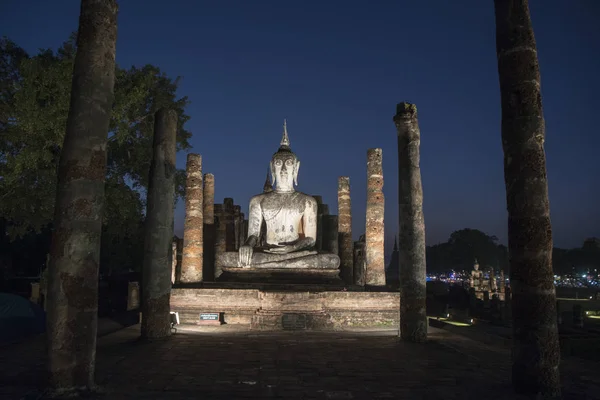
[2,0,599,250]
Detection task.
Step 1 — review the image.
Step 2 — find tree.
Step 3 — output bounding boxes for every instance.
[447,228,503,271]
[0,33,192,275]
[46,0,118,393]
[494,0,561,397]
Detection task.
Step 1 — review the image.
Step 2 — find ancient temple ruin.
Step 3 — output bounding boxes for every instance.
[169,120,401,329]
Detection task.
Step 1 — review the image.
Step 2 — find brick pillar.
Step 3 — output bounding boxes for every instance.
[394,102,427,342]
[337,177,353,285]
[353,236,366,286]
[238,212,246,248]
[242,219,249,243]
[223,198,236,252]
[313,195,324,251]
[322,215,339,255]
[203,173,215,281]
[214,203,225,279]
[180,153,203,283]
[233,205,241,250]
[365,148,385,287]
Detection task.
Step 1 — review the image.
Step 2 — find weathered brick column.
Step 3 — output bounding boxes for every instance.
[313,195,324,251]
[214,203,226,279]
[322,215,339,255]
[203,173,215,281]
[337,177,353,285]
[141,108,177,340]
[365,148,385,287]
[180,153,203,283]
[224,198,236,252]
[394,102,427,342]
[233,205,241,250]
[353,235,366,285]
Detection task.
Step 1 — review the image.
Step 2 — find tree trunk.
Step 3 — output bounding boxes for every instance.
[494,0,561,397]
[141,108,178,340]
[394,102,427,343]
[45,0,118,393]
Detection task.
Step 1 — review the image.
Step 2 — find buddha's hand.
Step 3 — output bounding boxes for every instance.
[238,245,254,268]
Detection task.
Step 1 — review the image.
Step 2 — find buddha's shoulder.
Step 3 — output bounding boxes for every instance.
[294,191,316,203]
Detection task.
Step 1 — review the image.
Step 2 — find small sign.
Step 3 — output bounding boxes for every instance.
[282,313,307,330]
[198,312,222,325]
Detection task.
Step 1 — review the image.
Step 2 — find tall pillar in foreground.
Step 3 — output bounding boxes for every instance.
[494,1,560,396]
[394,102,427,343]
[365,148,385,286]
[141,108,177,340]
[45,0,118,390]
[337,177,353,285]
[203,173,215,281]
[180,153,203,283]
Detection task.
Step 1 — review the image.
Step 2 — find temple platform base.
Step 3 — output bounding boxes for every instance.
[218,267,341,284]
[170,287,399,330]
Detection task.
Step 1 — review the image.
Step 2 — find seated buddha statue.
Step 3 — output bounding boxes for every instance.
[216,121,340,276]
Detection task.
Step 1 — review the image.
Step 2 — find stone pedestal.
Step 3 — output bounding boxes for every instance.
[171,287,400,330]
[337,177,353,285]
[181,153,203,283]
[365,148,385,286]
[216,251,341,284]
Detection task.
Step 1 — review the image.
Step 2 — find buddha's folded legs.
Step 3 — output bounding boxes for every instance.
[217,251,340,270]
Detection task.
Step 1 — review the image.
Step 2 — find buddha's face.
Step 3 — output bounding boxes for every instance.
[270,152,299,192]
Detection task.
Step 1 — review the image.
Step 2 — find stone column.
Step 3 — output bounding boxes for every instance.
[141,108,177,340]
[322,215,339,255]
[394,102,427,343]
[337,177,353,285]
[180,153,203,283]
[365,148,385,287]
[203,173,215,281]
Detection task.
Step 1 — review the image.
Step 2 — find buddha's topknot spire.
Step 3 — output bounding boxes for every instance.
[280,119,290,148]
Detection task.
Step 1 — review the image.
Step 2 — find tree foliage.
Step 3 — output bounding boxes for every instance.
[0,34,192,274]
[426,228,508,273]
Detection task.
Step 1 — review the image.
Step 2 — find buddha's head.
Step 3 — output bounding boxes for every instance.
[270,120,300,192]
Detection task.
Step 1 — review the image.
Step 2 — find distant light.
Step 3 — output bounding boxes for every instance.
[469,318,474,324]
[446,313,450,318]
[582,274,587,278]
